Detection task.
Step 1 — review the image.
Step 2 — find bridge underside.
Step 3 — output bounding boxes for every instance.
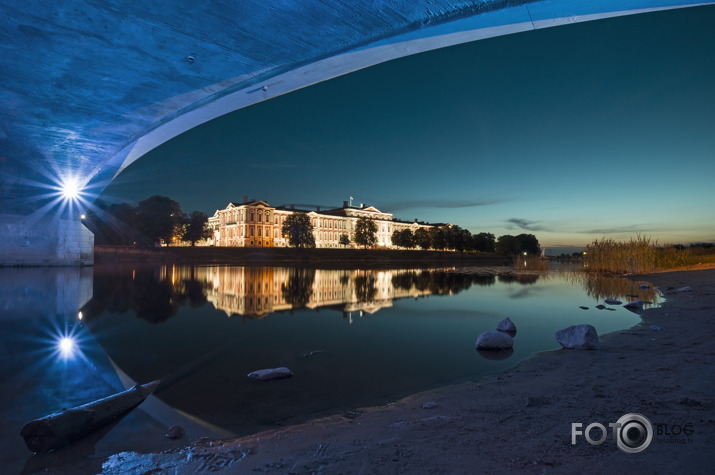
[1,0,711,265]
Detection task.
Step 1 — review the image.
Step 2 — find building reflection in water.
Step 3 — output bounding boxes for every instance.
[81,265,514,324]
[197,267,453,321]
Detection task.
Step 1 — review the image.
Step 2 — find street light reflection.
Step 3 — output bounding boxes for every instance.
[53,329,85,362]
[58,336,76,359]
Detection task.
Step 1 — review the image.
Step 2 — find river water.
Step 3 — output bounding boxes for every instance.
[0,263,661,470]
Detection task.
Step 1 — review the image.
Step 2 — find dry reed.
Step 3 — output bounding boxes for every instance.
[584,235,691,274]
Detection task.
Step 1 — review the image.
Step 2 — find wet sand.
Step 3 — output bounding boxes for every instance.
[41,268,715,473]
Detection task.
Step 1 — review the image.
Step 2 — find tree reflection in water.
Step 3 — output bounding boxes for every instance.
[392,269,501,294]
[82,265,210,324]
[354,274,377,303]
[281,268,316,308]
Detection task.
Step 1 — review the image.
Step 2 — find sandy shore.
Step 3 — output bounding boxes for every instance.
[53,268,715,473]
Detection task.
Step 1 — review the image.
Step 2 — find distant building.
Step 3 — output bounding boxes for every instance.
[207,198,434,248]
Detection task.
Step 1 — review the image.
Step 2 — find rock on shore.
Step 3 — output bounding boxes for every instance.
[554,324,599,349]
[475,331,514,350]
[496,317,517,334]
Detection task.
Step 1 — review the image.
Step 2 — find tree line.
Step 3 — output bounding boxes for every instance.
[282,212,540,255]
[85,195,211,246]
[392,225,540,255]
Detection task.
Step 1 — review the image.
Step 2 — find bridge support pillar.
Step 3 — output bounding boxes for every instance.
[0,214,94,266]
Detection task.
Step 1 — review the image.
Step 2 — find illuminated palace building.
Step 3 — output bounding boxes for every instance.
[208,198,434,248]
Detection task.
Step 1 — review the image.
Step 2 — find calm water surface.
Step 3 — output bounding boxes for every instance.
[0,264,661,469]
[82,264,658,435]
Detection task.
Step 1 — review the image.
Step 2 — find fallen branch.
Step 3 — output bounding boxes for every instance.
[20,380,159,453]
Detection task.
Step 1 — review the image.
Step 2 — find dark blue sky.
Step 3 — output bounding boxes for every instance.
[104,5,715,249]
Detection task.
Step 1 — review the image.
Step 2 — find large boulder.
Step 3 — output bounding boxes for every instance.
[496,317,517,334]
[554,324,599,350]
[475,331,514,350]
[247,367,293,381]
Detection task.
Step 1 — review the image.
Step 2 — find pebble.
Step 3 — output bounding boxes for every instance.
[165,425,185,439]
[422,402,438,409]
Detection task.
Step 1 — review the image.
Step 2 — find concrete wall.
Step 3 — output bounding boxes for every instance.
[0,214,94,266]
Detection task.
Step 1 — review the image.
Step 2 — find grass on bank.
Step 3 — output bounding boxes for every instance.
[584,236,715,275]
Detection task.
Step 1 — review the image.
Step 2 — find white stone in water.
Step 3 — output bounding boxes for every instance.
[554,324,599,350]
[604,298,622,305]
[475,331,514,350]
[675,286,692,293]
[496,317,516,333]
[624,299,644,309]
[247,367,293,381]
[639,283,651,290]
[423,401,438,409]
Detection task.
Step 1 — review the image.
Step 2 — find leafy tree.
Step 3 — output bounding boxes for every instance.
[472,232,496,253]
[496,234,521,255]
[516,233,541,255]
[391,229,415,249]
[429,227,446,250]
[354,217,377,248]
[135,195,184,246]
[414,228,432,250]
[282,212,316,248]
[339,233,351,247]
[182,210,212,246]
[444,225,471,252]
[84,199,140,245]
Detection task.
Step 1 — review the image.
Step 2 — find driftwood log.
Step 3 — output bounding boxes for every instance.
[20,380,159,453]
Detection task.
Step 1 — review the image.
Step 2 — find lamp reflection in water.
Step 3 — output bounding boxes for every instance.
[57,336,77,360]
[51,320,86,363]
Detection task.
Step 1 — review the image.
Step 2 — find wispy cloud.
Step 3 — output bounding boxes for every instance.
[381,199,505,211]
[505,218,545,232]
[580,225,653,234]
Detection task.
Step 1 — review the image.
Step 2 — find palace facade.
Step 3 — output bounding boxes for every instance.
[207,198,434,248]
